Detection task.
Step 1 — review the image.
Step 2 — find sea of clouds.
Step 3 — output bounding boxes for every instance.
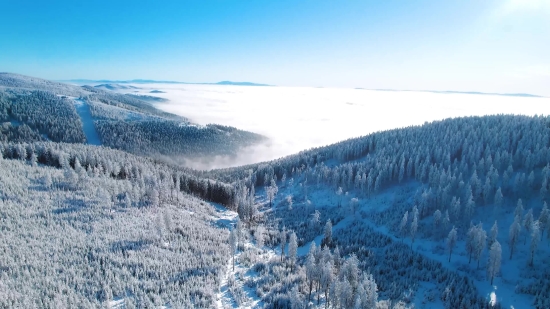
[124,84,550,169]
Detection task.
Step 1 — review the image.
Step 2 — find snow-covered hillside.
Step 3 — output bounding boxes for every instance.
[208,115,550,309]
[0,142,237,308]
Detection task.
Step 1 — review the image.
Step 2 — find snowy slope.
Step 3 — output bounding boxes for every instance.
[72,98,102,145]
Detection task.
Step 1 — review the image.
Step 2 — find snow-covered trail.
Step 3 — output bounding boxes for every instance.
[73,98,102,145]
[214,202,279,309]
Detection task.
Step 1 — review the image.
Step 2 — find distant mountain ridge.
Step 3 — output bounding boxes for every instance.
[215,81,270,86]
[64,78,272,87]
[359,87,545,98]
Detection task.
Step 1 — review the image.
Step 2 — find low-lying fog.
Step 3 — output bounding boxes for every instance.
[124,84,550,170]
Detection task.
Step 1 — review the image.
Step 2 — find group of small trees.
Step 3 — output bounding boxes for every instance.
[305,243,378,309]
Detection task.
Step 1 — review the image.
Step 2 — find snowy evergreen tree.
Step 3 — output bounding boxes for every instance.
[489,221,498,248]
[286,194,293,210]
[288,231,298,271]
[323,219,333,247]
[362,273,378,309]
[236,218,244,249]
[447,226,457,262]
[487,240,501,285]
[523,209,534,244]
[350,197,359,215]
[473,223,487,269]
[494,187,503,217]
[398,211,408,241]
[529,221,541,267]
[336,186,343,207]
[539,202,549,238]
[229,229,237,271]
[320,261,333,308]
[310,210,321,229]
[255,225,265,248]
[464,190,475,222]
[509,217,521,259]
[514,199,524,219]
[410,205,419,246]
[280,226,287,262]
[306,242,318,303]
[466,222,476,264]
[433,209,442,231]
[290,286,304,309]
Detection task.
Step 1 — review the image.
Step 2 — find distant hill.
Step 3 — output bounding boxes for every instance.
[65,78,273,87]
[366,87,545,98]
[66,78,189,85]
[94,83,140,91]
[215,81,271,86]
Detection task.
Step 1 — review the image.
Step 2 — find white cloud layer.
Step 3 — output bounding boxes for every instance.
[130,84,550,169]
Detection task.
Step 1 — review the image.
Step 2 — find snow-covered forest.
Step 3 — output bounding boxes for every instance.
[0,144,232,308]
[2,73,550,308]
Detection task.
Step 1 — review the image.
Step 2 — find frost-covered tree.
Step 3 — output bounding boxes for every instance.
[290,286,303,309]
[320,261,333,308]
[398,211,408,241]
[466,223,476,264]
[362,273,378,309]
[529,221,541,267]
[487,240,501,285]
[255,225,265,248]
[514,199,524,219]
[489,221,498,248]
[410,205,419,246]
[310,209,321,228]
[494,187,503,217]
[149,188,160,208]
[340,254,360,292]
[286,194,293,210]
[451,196,461,221]
[236,218,244,249]
[509,217,521,259]
[323,219,333,247]
[306,242,318,302]
[483,178,493,205]
[288,231,298,271]
[447,226,458,262]
[539,202,549,238]
[523,209,534,244]
[464,190,475,222]
[266,181,278,207]
[229,229,237,271]
[433,209,442,232]
[473,223,487,269]
[528,170,535,190]
[280,226,287,262]
[350,197,359,215]
[336,187,343,207]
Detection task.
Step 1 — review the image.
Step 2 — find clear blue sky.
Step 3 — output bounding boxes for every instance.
[1,0,549,95]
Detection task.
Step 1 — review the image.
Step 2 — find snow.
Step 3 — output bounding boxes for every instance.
[113,84,550,168]
[72,98,102,145]
[109,297,125,308]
